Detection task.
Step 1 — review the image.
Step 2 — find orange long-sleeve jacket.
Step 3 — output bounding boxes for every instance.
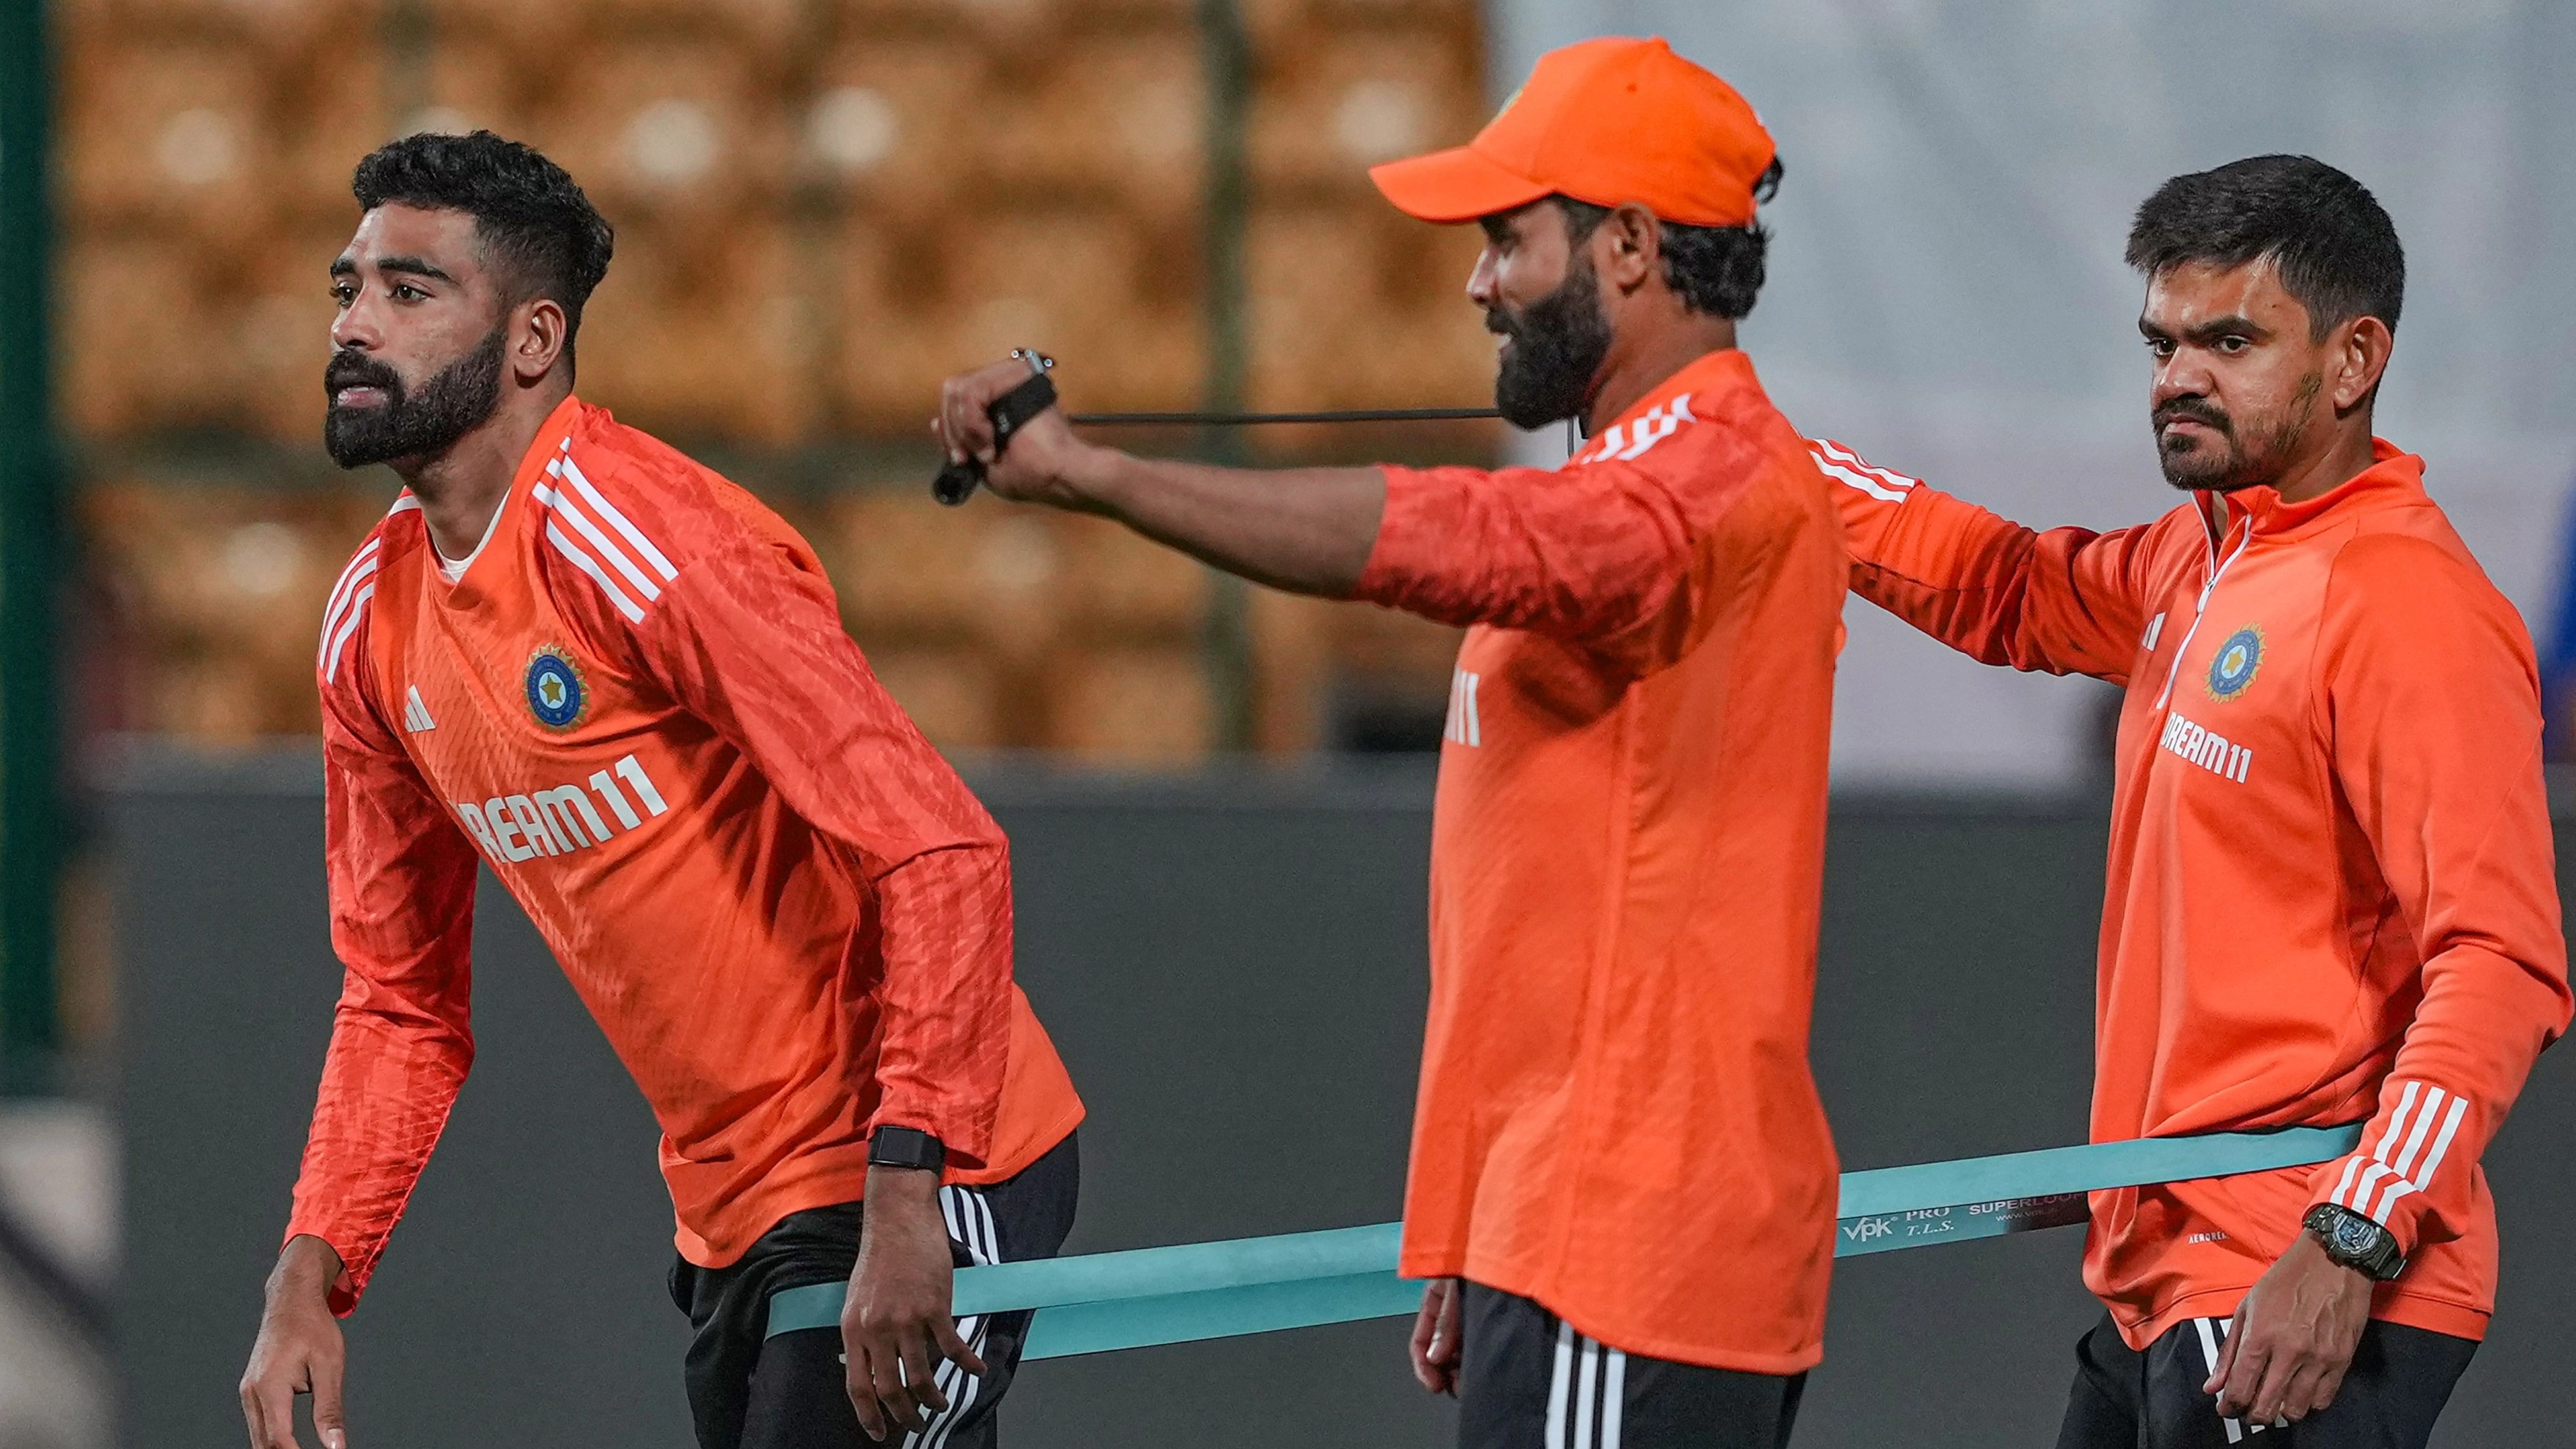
[288,397,1082,1310]
[1358,349,1847,1372]
[1817,435,2569,1348]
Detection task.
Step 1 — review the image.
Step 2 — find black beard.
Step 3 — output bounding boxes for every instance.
[323,327,507,469]
[2152,374,2320,493]
[1489,257,1612,431]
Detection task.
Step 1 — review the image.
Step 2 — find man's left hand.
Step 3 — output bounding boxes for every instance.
[2203,1229,2374,1426]
[843,1166,984,1442]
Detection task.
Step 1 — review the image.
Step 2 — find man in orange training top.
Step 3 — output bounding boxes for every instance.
[235,131,1085,1449]
[1816,155,2570,1448]
[937,38,1843,1449]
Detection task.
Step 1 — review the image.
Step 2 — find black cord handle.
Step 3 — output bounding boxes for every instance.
[933,350,1059,507]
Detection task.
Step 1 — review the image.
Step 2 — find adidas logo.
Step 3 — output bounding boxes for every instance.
[404,686,436,733]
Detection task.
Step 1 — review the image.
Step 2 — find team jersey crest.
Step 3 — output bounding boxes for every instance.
[525,646,589,730]
[2205,626,2264,701]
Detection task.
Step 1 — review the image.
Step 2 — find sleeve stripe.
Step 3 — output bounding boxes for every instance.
[320,542,382,645]
[544,520,647,624]
[2335,1081,2473,1225]
[2369,1080,2425,1166]
[1811,437,1922,494]
[322,583,374,681]
[1813,454,1911,503]
[2386,1085,2448,1180]
[537,479,663,603]
[557,447,679,583]
[2383,1096,2472,1219]
[319,556,380,671]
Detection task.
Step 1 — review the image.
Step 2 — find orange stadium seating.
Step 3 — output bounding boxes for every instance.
[985,33,1206,220]
[1249,24,1483,190]
[81,481,395,741]
[911,205,1201,413]
[806,34,997,218]
[530,34,790,233]
[1247,203,1489,411]
[1043,644,1212,763]
[64,0,1491,756]
[577,220,822,444]
[58,34,274,247]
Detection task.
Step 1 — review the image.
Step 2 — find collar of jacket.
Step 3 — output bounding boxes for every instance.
[2192,436,2426,550]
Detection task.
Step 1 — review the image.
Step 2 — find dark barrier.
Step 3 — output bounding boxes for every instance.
[112,751,2575,1447]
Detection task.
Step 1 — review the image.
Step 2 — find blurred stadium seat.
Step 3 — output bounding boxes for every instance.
[919,206,1200,412]
[579,220,821,443]
[81,482,393,741]
[1044,644,1211,763]
[1249,25,1481,190]
[865,646,1012,751]
[1247,204,1487,411]
[534,34,789,230]
[57,33,274,248]
[987,34,1205,220]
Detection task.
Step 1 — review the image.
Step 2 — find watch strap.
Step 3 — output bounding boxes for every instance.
[2303,1203,2406,1281]
[868,1125,947,1174]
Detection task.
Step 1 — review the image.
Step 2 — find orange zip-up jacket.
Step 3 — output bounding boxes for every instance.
[1356,349,1847,1372]
[288,397,1083,1310]
[1815,436,2570,1348]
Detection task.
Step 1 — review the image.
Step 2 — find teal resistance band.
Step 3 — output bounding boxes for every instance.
[766,1124,2362,1360]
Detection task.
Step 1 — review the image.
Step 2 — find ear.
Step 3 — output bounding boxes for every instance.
[513,296,571,384]
[2331,315,2393,413]
[1599,202,1661,296]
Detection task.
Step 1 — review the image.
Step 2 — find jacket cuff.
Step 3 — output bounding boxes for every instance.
[282,1223,370,1317]
[2307,1154,2427,1255]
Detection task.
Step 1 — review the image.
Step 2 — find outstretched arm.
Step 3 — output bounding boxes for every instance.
[1811,438,2164,684]
[936,358,1386,596]
[940,356,1786,663]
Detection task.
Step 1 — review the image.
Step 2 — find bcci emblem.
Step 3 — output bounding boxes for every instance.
[524,646,589,731]
[2205,626,2264,702]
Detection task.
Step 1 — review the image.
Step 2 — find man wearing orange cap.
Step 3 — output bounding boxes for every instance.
[937,37,1841,1447]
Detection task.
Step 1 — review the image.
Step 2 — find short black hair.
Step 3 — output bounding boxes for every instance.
[352,130,615,366]
[1558,157,1783,321]
[2125,155,2403,339]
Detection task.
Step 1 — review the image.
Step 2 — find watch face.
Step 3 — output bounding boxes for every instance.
[2331,1213,2384,1257]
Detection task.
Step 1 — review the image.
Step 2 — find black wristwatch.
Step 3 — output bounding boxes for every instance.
[2302,1204,2407,1282]
[868,1125,946,1174]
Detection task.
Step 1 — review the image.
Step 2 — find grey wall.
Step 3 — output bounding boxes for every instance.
[114,754,2575,1447]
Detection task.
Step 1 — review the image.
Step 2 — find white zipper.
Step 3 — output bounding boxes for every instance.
[2152,505,2253,710]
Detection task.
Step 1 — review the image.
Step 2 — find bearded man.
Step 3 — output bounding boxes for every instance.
[1815,155,2570,1449]
[238,129,1086,1449]
[936,38,1846,1449]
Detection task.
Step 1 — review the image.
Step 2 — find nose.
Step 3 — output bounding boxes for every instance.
[2153,347,2216,409]
[1466,245,1500,311]
[330,289,380,354]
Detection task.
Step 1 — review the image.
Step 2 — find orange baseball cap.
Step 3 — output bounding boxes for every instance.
[1370,36,1776,229]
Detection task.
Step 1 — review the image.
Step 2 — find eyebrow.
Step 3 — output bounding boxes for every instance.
[2140,313,2270,345]
[376,255,459,283]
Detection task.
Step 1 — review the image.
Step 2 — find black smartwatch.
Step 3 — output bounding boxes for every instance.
[2302,1203,2407,1281]
[868,1125,946,1174]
